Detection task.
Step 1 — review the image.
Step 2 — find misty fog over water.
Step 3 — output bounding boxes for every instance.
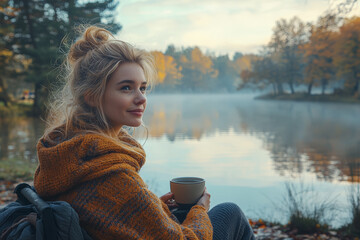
[1,94,359,226]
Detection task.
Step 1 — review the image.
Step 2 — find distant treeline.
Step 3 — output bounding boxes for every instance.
[150,47,257,93]
[240,15,360,98]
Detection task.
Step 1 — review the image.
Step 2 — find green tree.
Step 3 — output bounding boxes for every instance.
[212,55,238,92]
[0,0,18,106]
[6,0,121,115]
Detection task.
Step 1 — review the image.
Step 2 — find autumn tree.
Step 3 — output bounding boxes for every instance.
[269,16,308,94]
[177,47,218,91]
[301,14,338,95]
[239,48,285,94]
[334,17,360,97]
[234,54,259,73]
[151,51,182,91]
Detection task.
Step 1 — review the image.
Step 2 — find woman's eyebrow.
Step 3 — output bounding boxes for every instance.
[116,80,147,85]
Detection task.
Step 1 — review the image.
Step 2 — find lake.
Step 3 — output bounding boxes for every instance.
[1,94,359,227]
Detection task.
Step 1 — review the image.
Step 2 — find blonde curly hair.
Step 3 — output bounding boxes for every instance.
[43,25,156,144]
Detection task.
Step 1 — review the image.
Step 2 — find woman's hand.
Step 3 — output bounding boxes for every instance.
[196,188,211,212]
[160,192,179,210]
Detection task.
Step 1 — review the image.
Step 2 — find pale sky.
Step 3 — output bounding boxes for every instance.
[115,0,359,57]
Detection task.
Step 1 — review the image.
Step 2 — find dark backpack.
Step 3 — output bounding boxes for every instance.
[0,183,92,240]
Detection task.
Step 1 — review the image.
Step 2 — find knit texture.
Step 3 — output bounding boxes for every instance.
[208,203,255,240]
[34,130,213,240]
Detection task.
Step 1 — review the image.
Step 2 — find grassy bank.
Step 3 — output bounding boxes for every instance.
[0,102,33,118]
[0,157,37,181]
[256,93,360,104]
[260,182,360,239]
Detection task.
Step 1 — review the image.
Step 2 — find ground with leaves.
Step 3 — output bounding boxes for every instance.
[250,219,358,240]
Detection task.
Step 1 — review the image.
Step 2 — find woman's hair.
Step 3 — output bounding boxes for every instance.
[43,25,156,144]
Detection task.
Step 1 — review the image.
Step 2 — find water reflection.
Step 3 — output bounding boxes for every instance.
[232,99,360,183]
[143,95,360,183]
[1,94,359,184]
[0,117,43,163]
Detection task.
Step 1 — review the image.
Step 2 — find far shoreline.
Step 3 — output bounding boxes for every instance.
[255,93,360,104]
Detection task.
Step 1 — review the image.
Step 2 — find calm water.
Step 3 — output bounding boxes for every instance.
[1,94,359,226]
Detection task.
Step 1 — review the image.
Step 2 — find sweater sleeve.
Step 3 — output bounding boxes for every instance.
[71,168,213,240]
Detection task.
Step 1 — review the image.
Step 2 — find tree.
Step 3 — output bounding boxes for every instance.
[334,17,360,97]
[0,0,18,106]
[177,47,218,91]
[234,54,259,74]
[151,51,182,91]
[301,14,338,95]
[233,52,243,61]
[6,0,121,115]
[212,55,238,92]
[269,16,308,94]
[239,50,285,95]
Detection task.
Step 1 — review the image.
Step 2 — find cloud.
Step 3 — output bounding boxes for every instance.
[115,0,354,55]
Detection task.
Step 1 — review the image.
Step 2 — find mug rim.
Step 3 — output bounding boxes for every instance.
[170,177,205,184]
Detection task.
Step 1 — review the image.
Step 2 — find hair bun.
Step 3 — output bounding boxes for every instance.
[69,26,114,63]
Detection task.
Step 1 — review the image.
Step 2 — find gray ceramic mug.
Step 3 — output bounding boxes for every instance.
[170,177,205,208]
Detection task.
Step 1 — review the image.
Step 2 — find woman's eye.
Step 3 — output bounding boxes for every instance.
[140,86,147,92]
[120,86,131,91]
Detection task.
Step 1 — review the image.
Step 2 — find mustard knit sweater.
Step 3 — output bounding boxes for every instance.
[34,130,213,240]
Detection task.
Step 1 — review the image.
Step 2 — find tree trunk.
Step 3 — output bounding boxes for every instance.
[289,81,295,94]
[32,82,41,116]
[23,0,37,49]
[272,83,277,95]
[68,0,76,26]
[352,79,359,96]
[277,82,284,95]
[321,78,327,95]
[307,82,313,95]
[0,77,10,107]
[0,119,10,160]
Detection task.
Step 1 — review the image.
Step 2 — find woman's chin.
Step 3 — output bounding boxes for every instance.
[127,121,142,128]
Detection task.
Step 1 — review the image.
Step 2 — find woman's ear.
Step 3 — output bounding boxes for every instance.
[84,93,97,107]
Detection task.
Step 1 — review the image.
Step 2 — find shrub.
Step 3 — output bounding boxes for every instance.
[282,181,337,234]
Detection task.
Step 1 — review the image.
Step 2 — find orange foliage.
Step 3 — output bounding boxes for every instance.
[151,51,182,85]
[234,54,259,73]
[189,47,218,78]
[301,24,337,86]
[334,17,360,92]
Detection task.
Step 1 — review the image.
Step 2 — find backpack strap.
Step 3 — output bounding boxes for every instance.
[14,183,57,240]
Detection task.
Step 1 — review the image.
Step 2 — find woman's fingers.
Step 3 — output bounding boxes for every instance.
[160,192,175,203]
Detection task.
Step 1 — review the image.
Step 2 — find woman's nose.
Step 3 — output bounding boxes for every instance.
[134,91,146,105]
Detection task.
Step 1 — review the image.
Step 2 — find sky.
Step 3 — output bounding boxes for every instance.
[115,0,359,57]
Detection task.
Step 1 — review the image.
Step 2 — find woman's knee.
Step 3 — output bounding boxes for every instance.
[209,203,255,240]
[210,202,247,223]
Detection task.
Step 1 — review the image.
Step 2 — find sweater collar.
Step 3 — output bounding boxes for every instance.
[34,131,146,197]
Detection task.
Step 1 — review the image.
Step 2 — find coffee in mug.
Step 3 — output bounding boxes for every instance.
[170,177,205,207]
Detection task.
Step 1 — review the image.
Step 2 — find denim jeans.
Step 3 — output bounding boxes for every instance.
[173,202,255,240]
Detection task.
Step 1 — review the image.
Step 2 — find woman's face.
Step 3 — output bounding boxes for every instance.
[102,62,147,133]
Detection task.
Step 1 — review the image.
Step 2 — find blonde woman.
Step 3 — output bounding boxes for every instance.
[34,26,255,240]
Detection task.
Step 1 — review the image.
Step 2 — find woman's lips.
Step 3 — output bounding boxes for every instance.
[128,109,144,117]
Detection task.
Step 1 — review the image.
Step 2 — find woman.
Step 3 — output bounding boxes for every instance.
[34,26,255,240]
